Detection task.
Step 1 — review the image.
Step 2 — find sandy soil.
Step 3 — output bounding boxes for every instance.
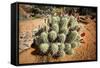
[19,18,96,64]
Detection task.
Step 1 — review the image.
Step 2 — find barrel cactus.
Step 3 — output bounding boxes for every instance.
[72,41,81,48]
[75,34,81,42]
[52,16,60,24]
[71,42,78,48]
[67,30,78,43]
[58,43,65,50]
[49,31,57,42]
[60,27,69,35]
[39,43,49,54]
[69,16,79,30]
[51,23,59,33]
[65,49,75,55]
[50,43,59,56]
[57,50,65,57]
[58,33,66,43]
[34,36,42,46]
[40,32,48,43]
[60,16,69,28]
[64,43,71,52]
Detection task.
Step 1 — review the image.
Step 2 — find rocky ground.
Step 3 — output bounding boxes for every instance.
[19,17,96,64]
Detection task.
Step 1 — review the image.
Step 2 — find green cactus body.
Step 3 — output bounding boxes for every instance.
[58,33,66,43]
[49,31,57,42]
[65,49,75,55]
[48,15,52,25]
[67,31,78,43]
[58,50,65,57]
[39,43,49,54]
[58,43,65,50]
[75,33,81,42]
[60,16,70,28]
[40,32,48,43]
[52,16,60,24]
[71,42,78,48]
[52,23,59,33]
[50,43,59,55]
[69,16,79,30]
[64,43,71,52]
[60,27,69,35]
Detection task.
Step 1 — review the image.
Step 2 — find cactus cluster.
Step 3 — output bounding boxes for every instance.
[33,14,81,57]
